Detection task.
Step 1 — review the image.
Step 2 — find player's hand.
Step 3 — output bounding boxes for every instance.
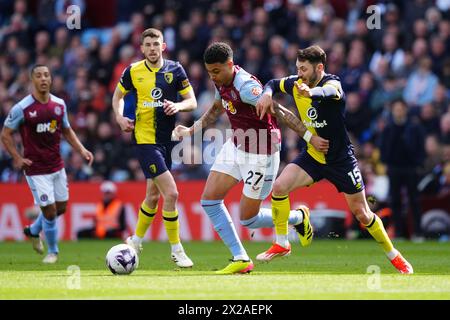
[310,135,329,154]
[13,157,32,170]
[163,99,179,116]
[295,82,312,98]
[172,125,192,140]
[116,114,134,132]
[81,149,94,166]
[256,93,274,120]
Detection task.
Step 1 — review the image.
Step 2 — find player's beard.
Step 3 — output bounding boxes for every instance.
[147,53,160,65]
[308,72,319,87]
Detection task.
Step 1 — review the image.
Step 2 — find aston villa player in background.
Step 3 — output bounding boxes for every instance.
[1,64,93,264]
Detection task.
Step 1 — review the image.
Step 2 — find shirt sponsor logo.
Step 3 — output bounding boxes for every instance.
[222,99,237,114]
[303,119,328,128]
[307,107,318,120]
[36,120,58,133]
[143,100,164,108]
[143,87,164,107]
[150,87,163,100]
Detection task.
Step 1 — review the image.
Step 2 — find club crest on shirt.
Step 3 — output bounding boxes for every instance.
[54,106,62,116]
[164,72,173,84]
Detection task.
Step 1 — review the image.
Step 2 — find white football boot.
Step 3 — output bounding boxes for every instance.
[171,250,194,268]
[126,236,143,255]
[42,253,58,264]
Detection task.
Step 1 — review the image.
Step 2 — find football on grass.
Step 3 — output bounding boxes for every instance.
[106,244,139,275]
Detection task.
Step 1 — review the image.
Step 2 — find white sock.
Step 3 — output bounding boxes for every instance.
[275,235,289,248]
[171,242,184,252]
[387,248,399,260]
[234,254,250,261]
[131,235,143,244]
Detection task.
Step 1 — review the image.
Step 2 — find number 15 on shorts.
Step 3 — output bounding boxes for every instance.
[347,167,362,188]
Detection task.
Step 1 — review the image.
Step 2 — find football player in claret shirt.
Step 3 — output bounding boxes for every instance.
[174,42,329,274]
[256,45,413,274]
[1,65,93,264]
[112,28,197,268]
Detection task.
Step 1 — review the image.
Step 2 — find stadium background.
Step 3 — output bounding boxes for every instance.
[0,0,449,241]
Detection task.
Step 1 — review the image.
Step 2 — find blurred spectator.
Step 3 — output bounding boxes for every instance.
[380,99,426,239]
[369,32,405,74]
[77,181,126,239]
[0,0,448,195]
[403,57,439,111]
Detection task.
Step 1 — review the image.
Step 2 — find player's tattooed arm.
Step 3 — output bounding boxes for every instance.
[272,102,307,136]
[172,99,225,138]
[272,102,330,154]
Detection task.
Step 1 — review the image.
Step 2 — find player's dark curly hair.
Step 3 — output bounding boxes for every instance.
[203,42,233,64]
[297,45,326,65]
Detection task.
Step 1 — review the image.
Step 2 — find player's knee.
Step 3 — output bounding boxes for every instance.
[272,180,288,196]
[145,194,160,207]
[56,203,67,216]
[163,190,179,203]
[353,207,372,225]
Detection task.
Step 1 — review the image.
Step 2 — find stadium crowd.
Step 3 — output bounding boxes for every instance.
[0,0,449,236]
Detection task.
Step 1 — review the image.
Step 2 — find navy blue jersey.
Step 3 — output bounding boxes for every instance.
[267,73,353,164]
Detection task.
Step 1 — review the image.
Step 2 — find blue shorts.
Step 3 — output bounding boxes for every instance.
[292,150,365,194]
[134,143,174,179]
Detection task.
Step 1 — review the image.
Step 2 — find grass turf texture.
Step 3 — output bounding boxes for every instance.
[0,240,449,299]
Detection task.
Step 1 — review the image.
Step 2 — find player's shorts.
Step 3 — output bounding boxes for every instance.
[25,168,69,207]
[135,143,174,179]
[211,139,280,200]
[292,150,365,194]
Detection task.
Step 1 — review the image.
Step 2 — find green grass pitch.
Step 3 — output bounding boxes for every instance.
[0,239,449,299]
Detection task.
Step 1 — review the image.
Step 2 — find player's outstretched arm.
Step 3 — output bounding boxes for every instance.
[295,81,341,100]
[0,126,33,169]
[272,102,329,154]
[62,127,94,166]
[164,89,197,116]
[112,87,135,132]
[172,99,225,139]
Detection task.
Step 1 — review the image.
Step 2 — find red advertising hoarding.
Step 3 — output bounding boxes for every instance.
[0,181,349,241]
